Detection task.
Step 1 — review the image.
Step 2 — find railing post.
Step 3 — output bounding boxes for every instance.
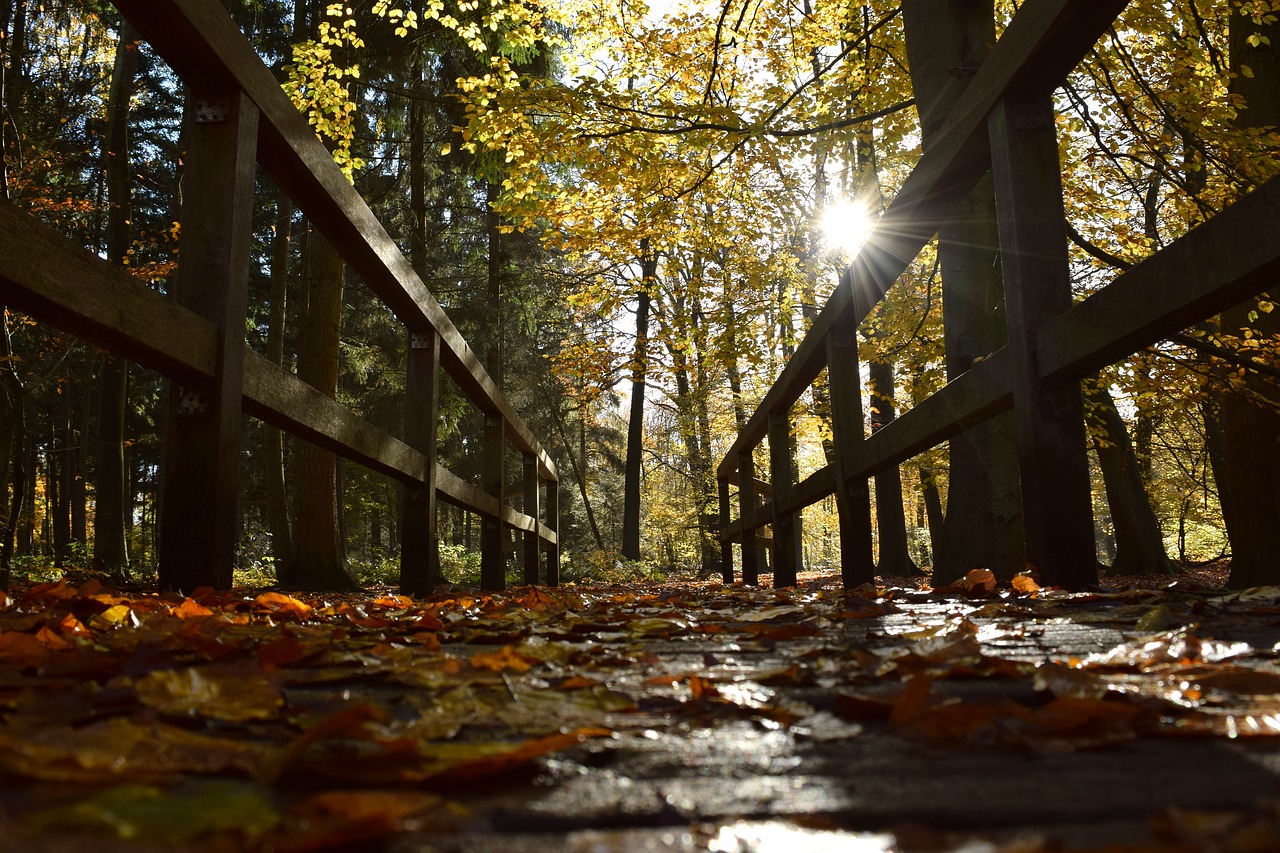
[717,476,734,583]
[737,449,759,585]
[989,95,1097,588]
[767,411,799,587]
[522,453,540,585]
[826,303,876,586]
[158,89,258,592]
[399,327,440,596]
[481,414,506,590]
[544,477,560,585]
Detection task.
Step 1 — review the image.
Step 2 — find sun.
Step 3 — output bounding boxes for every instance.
[820,199,875,258]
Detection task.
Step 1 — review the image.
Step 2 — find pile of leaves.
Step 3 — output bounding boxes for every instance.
[2,570,1280,850]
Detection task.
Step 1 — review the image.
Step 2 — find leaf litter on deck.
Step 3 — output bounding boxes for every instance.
[1,570,1280,849]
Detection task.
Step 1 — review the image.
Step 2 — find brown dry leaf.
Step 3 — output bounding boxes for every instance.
[255,591,314,618]
[888,675,934,726]
[1011,573,1041,594]
[171,597,214,619]
[0,631,48,667]
[470,645,536,672]
[135,664,283,722]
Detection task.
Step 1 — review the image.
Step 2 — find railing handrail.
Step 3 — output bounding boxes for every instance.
[112,0,556,482]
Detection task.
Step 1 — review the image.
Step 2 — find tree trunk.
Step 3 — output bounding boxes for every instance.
[903,0,1025,583]
[1085,383,1175,576]
[93,18,138,572]
[1223,6,1280,588]
[283,232,356,590]
[868,357,919,575]
[622,242,656,561]
[263,190,293,571]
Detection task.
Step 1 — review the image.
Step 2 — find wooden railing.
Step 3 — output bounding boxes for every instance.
[0,0,558,593]
[717,0,1280,590]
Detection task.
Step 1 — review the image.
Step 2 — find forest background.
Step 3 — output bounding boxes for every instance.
[0,0,1277,590]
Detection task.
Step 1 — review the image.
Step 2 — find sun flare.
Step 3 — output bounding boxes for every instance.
[820,200,875,258]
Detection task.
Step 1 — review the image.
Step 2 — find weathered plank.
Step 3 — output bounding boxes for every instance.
[826,306,875,586]
[767,412,799,587]
[110,0,556,483]
[400,327,442,596]
[481,415,506,591]
[155,90,258,592]
[0,197,556,548]
[716,0,1128,481]
[738,450,760,585]
[989,96,1096,587]
[523,453,541,585]
[1039,174,1280,379]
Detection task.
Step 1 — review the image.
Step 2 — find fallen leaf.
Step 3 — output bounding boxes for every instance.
[135,664,283,722]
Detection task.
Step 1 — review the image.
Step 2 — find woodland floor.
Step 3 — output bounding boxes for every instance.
[4,562,1280,851]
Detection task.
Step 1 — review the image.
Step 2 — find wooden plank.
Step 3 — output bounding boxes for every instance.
[737,450,760,585]
[110,0,556,483]
[0,200,216,383]
[157,90,258,592]
[481,415,506,591]
[767,412,799,587]
[825,306,875,586]
[0,197,557,549]
[716,0,1126,481]
[988,96,1096,587]
[522,454,541,585]
[544,479,560,586]
[1038,174,1280,378]
[399,327,441,596]
[717,478,734,582]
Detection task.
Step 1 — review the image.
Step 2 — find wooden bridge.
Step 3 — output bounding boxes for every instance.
[0,0,558,594]
[0,0,1273,594]
[717,0,1280,591]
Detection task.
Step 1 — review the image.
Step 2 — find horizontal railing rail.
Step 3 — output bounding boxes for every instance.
[0,0,558,593]
[716,0,1280,590]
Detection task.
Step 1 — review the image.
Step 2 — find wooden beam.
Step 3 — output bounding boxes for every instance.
[110,0,556,483]
[716,0,1127,481]
[717,477,734,583]
[1038,174,1280,378]
[157,90,258,592]
[826,309,875,586]
[989,96,1096,587]
[767,412,799,587]
[399,327,441,596]
[737,450,760,585]
[0,198,558,551]
[481,415,506,591]
[544,479,560,586]
[522,453,541,585]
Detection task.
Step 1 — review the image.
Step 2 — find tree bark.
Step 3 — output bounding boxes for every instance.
[1224,5,1280,588]
[263,190,293,571]
[93,19,138,572]
[868,357,919,575]
[1085,383,1175,576]
[622,242,656,561]
[902,0,1025,583]
[283,232,356,590]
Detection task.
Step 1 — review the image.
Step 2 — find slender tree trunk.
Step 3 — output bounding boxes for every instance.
[553,404,604,551]
[70,386,88,546]
[283,233,355,590]
[1085,383,1175,576]
[903,0,1025,583]
[1223,6,1280,588]
[622,242,656,561]
[93,19,138,572]
[263,190,293,570]
[868,357,919,575]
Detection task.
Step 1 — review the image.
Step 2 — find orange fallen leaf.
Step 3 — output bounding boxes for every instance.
[0,631,48,667]
[255,592,313,618]
[889,675,934,726]
[172,597,214,619]
[470,645,535,672]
